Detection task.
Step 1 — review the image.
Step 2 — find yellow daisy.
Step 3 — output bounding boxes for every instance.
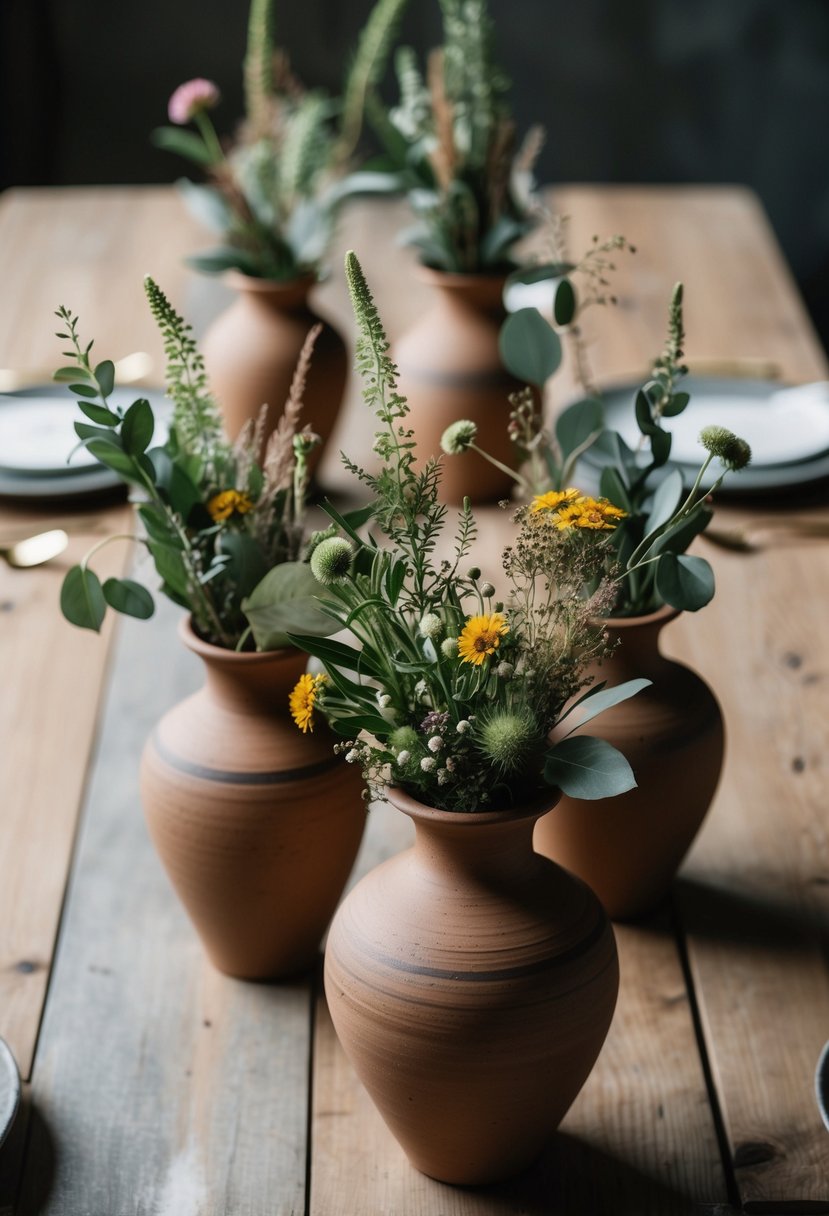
[457,612,509,666]
[289,673,327,733]
[530,487,584,514]
[207,489,254,523]
[551,496,627,531]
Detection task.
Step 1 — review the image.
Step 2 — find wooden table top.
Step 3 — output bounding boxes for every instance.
[0,185,827,1214]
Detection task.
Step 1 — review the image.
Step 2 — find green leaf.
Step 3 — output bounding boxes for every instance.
[555,397,603,461]
[654,552,715,612]
[503,262,575,291]
[553,278,577,326]
[330,712,391,739]
[84,439,145,484]
[94,360,115,397]
[599,466,632,512]
[60,565,106,632]
[499,309,562,386]
[319,498,373,546]
[54,366,92,384]
[177,179,234,234]
[78,400,120,426]
[544,736,637,800]
[74,421,121,444]
[121,398,155,456]
[384,557,407,606]
[217,532,268,600]
[167,462,202,520]
[185,247,262,277]
[285,633,386,682]
[661,391,690,417]
[147,541,190,599]
[71,383,99,399]
[644,468,684,538]
[649,428,673,466]
[151,127,215,165]
[649,502,713,558]
[635,389,660,437]
[562,678,651,735]
[243,561,337,650]
[137,503,181,547]
[102,577,155,620]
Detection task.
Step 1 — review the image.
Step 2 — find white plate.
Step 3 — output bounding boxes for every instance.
[0,386,170,476]
[595,376,829,469]
[0,1037,20,1151]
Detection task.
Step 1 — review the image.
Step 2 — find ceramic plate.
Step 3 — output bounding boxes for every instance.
[0,1037,20,1152]
[0,385,170,476]
[577,377,829,496]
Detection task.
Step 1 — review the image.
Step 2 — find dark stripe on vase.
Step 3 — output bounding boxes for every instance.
[333,911,610,984]
[150,730,340,785]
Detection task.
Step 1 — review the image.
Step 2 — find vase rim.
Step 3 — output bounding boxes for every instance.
[599,604,681,631]
[386,784,559,826]
[179,615,300,665]
[224,269,318,296]
[413,263,512,291]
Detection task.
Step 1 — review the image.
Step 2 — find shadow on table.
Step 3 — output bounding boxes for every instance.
[10,1102,56,1216]
[469,1130,727,1215]
[675,874,829,954]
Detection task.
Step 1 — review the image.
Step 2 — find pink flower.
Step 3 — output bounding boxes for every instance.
[168,79,220,125]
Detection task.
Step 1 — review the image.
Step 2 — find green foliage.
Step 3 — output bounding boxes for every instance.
[543,736,637,800]
[288,252,644,812]
[157,0,406,280]
[54,293,329,650]
[358,0,541,272]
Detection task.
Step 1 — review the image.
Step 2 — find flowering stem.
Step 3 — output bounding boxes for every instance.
[468,442,525,490]
[193,111,225,165]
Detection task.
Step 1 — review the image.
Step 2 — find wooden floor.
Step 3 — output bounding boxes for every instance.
[0,186,827,1213]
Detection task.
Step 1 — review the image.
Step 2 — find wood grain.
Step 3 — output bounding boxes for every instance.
[16,596,313,1216]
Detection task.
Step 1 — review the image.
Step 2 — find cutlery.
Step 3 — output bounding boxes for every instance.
[0,529,69,568]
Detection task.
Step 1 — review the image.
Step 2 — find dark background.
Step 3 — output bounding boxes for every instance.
[1,0,828,345]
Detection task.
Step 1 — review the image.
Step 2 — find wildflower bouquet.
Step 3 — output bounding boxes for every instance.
[153,0,406,280]
[56,278,337,651]
[443,283,752,616]
[357,0,543,273]
[286,252,647,812]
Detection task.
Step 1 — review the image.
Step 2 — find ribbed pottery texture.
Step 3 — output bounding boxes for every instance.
[324,787,619,1185]
[140,619,365,979]
[393,267,523,505]
[534,606,724,920]
[200,271,346,470]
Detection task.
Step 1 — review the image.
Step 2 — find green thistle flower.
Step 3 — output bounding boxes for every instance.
[441,420,478,455]
[310,536,354,584]
[477,708,541,775]
[699,426,752,471]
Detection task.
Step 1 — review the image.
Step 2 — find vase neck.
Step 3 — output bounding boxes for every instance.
[601,612,677,681]
[228,272,315,314]
[185,632,308,717]
[423,272,508,321]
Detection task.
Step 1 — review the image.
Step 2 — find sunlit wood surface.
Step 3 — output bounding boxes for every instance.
[0,185,827,1214]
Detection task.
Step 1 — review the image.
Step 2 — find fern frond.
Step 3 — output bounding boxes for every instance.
[279,93,334,201]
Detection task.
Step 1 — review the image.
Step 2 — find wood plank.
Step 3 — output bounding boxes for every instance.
[16,595,312,1216]
[0,187,201,1079]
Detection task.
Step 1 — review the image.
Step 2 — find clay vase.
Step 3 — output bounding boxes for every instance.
[140,619,365,979]
[324,786,619,1184]
[200,271,347,469]
[534,607,725,921]
[393,267,523,504]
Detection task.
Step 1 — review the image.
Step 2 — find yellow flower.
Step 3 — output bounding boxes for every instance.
[545,495,627,531]
[289,673,327,733]
[530,488,583,514]
[207,489,254,523]
[457,612,509,666]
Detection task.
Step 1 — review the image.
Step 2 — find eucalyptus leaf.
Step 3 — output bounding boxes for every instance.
[102,577,155,620]
[74,421,121,445]
[644,467,684,539]
[147,541,190,599]
[562,678,651,735]
[661,391,690,418]
[60,565,106,632]
[543,736,637,800]
[649,428,673,466]
[78,400,119,427]
[185,247,262,277]
[177,179,235,234]
[54,366,92,384]
[137,503,181,547]
[499,308,562,386]
[599,466,632,512]
[85,439,146,484]
[242,561,336,650]
[654,552,715,611]
[121,398,154,456]
[635,389,660,437]
[553,278,577,326]
[218,532,268,599]
[71,384,99,399]
[648,502,713,558]
[151,127,215,166]
[94,360,115,397]
[555,397,603,462]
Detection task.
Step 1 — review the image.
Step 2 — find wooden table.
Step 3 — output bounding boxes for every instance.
[1,186,827,1214]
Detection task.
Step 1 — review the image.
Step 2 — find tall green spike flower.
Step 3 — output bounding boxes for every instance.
[337,0,410,164]
[244,0,275,134]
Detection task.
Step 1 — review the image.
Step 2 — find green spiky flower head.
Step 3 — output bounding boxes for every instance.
[441,420,478,455]
[699,426,752,471]
[477,707,542,775]
[310,536,354,584]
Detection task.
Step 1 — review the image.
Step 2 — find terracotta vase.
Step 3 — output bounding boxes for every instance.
[534,607,725,921]
[324,787,618,1185]
[140,619,365,979]
[393,267,524,504]
[200,271,347,469]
